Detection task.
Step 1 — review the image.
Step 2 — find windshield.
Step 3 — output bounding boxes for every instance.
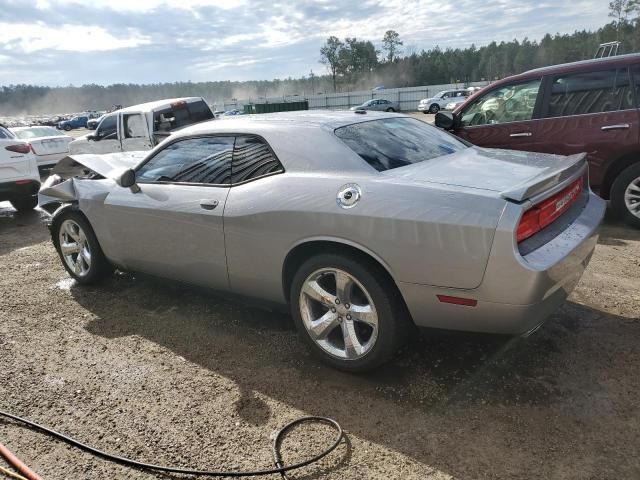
[13,127,63,139]
[334,117,468,172]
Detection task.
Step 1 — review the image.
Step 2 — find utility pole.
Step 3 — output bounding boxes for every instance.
[309,69,315,95]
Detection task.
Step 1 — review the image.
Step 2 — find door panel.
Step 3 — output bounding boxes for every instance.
[101,135,235,290]
[456,119,541,151]
[103,183,230,290]
[518,110,640,190]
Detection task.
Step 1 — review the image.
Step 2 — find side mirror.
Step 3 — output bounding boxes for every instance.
[116,168,136,189]
[434,111,457,130]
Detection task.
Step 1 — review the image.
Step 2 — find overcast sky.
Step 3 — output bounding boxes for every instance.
[0,0,609,87]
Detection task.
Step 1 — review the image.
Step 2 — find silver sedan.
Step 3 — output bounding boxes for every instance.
[39,111,605,371]
[350,98,400,112]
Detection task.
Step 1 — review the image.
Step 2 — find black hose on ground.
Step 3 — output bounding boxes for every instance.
[0,409,344,479]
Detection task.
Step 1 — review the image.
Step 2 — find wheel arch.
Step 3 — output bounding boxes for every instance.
[281,238,409,315]
[599,153,640,199]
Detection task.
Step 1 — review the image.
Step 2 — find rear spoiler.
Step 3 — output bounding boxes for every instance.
[501,153,587,202]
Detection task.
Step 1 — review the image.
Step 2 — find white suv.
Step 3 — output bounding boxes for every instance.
[418,89,470,114]
[0,124,40,211]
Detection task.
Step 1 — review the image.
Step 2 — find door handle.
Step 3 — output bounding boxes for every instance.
[200,199,219,210]
[510,132,532,137]
[601,123,630,131]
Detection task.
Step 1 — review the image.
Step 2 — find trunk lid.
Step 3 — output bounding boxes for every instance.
[383,147,586,202]
[29,136,72,156]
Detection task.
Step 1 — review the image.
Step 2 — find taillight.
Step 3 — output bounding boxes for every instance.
[517,178,583,243]
[5,144,31,154]
[516,209,541,242]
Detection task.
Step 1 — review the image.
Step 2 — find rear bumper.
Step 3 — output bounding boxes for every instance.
[0,179,41,201]
[399,191,606,335]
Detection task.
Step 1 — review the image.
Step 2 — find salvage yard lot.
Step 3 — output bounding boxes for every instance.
[0,202,639,479]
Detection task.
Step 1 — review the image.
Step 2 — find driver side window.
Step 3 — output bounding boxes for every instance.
[136,136,233,185]
[460,79,541,127]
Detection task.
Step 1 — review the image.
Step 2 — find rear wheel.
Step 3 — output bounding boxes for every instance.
[429,104,440,114]
[52,210,113,284]
[10,195,37,212]
[611,163,640,228]
[290,253,410,372]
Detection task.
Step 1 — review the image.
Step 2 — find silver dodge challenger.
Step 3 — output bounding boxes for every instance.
[39,111,606,371]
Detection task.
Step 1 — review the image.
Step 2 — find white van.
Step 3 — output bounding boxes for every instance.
[69,97,214,155]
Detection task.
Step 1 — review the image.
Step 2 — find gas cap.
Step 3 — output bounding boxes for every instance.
[336,183,362,209]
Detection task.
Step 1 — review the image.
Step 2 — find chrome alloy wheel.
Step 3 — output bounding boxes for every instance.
[58,219,91,277]
[299,268,379,360]
[624,176,640,219]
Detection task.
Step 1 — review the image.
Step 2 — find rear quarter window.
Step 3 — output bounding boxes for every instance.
[334,117,467,172]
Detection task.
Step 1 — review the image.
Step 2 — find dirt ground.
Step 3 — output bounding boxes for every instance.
[0,197,639,480]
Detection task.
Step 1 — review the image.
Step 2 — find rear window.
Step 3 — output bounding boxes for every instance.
[13,127,62,139]
[334,117,467,172]
[153,100,213,132]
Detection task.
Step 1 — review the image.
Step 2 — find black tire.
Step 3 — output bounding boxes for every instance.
[385,107,395,112]
[51,209,113,284]
[610,162,640,228]
[429,104,440,114]
[10,195,38,212]
[290,253,411,372]
[64,125,71,131]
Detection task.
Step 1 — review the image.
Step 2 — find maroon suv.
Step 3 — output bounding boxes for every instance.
[436,53,640,227]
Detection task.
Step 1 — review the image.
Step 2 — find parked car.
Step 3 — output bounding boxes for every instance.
[10,126,73,168]
[39,111,604,371]
[418,89,470,114]
[435,53,640,228]
[222,109,243,116]
[0,123,40,211]
[444,97,468,111]
[350,99,400,112]
[58,115,88,131]
[69,97,214,155]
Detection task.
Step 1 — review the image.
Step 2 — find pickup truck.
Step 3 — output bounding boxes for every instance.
[69,97,214,155]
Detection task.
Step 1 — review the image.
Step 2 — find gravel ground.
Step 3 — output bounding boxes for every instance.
[0,198,639,480]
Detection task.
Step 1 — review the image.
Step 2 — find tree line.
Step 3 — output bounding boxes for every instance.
[1,13,639,116]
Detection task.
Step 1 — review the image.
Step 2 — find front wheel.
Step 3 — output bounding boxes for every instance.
[290,253,410,372]
[611,162,640,228]
[385,107,395,112]
[429,104,440,114]
[64,125,71,131]
[52,210,113,284]
[10,195,37,212]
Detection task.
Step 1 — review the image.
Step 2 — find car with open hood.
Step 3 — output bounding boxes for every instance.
[39,110,605,371]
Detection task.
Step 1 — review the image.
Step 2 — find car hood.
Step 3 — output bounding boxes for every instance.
[383,147,586,202]
[51,151,147,179]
